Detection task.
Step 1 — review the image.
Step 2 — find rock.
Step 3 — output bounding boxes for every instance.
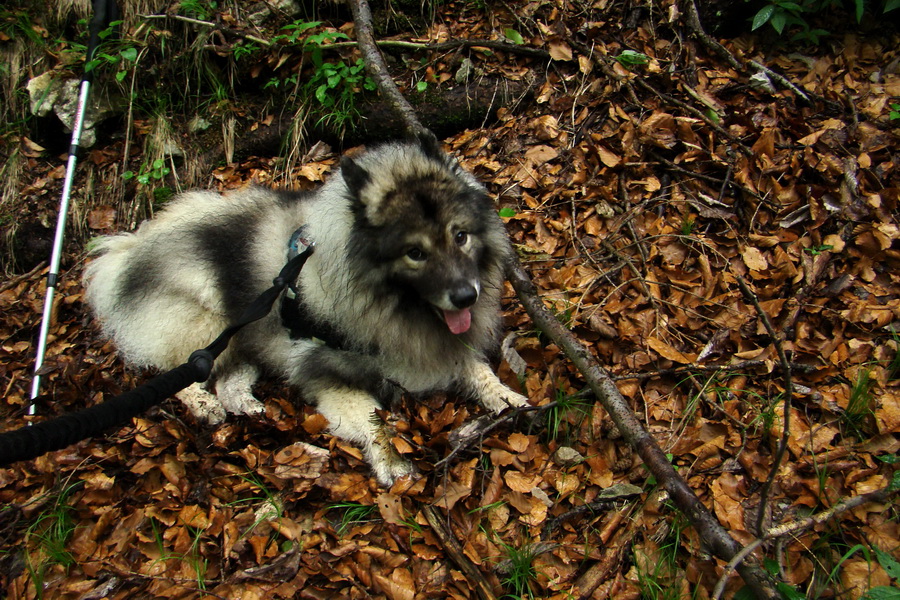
[26,71,123,147]
[552,446,584,467]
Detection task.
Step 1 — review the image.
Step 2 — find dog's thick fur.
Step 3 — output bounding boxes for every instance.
[83,135,528,484]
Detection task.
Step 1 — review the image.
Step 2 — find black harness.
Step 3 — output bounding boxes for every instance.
[279,226,350,350]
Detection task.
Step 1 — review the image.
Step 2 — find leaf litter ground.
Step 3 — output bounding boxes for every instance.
[1,1,899,599]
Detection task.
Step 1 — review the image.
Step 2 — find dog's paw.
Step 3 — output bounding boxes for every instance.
[482,389,530,414]
[217,388,265,417]
[176,383,227,424]
[215,365,264,417]
[368,443,415,488]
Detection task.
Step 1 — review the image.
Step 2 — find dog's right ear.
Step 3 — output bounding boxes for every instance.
[414,130,445,163]
[340,155,371,197]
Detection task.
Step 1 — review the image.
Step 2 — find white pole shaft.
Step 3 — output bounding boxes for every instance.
[29,79,92,412]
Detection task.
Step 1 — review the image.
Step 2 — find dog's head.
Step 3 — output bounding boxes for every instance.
[342,134,507,335]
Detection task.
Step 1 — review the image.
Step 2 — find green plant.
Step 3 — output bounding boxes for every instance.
[680,216,696,236]
[614,49,650,69]
[329,502,378,536]
[633,519,687,600]
[272,20,322,45]
[885,327,900,381]
[144,517,209,590]
[269,22,377,131]
[178,0,218,20]
[845,366,875,436]
[25,484,79,599]
[81,20,142,83]
[545,387,590,443]
[225,473,284,540]
[498,541,540,599]
[750,0,827,42]
[805,244,834,256]
[876,454,900,492]
[889,103,900,121]
[820,544,900,599]
[185,526,209,591]
[232,42,259,61]
[749,0,900,44]
[0,9,44,44]
[307,55,376,129]
[123,158,171,186]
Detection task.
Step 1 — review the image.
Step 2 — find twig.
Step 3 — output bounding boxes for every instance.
[0,262,47,294]
[682,0,742,71]
[614,359,818,382]
[434,404,549,470]
[747,60,811,104]
[423,505,498,600]
[735,276,793,537]
[142,13,272,47]
[711,485,897,600]
[631,76,753,157]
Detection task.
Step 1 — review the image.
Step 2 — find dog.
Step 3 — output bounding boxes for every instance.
[83,134,529,485]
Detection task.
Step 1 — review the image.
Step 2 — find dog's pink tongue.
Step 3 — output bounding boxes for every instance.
[443,308,472,334]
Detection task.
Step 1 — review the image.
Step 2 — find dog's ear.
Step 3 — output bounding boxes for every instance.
[414,130,445,162]
[340,155,371,197]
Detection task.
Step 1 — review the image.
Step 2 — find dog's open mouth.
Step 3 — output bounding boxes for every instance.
[442,308,472,335]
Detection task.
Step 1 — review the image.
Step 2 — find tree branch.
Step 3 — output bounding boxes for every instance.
[736,276,794,537]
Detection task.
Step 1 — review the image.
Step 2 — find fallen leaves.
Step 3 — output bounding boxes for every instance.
[2,0,900,599]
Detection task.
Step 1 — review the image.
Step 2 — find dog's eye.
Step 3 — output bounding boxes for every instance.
[406,247,427,261]
[454,231,469,246]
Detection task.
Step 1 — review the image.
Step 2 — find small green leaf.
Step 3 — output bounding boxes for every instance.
[752,5,775,30]
[861,587,900,600]
[120,47,137,62]
[504,28,524,45]
[416,80,428,92]
[874,546,900,579]
[498,207,517,218]
[771,10,788,35]
[776,582,807,600]
[615,50,649,67]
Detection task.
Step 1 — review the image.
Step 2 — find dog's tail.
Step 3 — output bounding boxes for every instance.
[83,232,138,316]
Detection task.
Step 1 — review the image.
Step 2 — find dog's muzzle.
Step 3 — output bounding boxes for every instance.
[440,282,479,335]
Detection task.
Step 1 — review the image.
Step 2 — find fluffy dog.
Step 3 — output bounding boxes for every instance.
[83,134,529,484]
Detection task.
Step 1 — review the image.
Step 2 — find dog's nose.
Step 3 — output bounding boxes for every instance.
[450,284,478,309]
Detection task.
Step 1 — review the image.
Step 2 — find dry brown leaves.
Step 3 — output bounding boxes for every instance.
[2,1,900,599]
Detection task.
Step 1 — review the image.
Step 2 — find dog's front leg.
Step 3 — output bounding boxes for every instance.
[315,388,413,486]
[286,343,412,486]
[463,360,529,414]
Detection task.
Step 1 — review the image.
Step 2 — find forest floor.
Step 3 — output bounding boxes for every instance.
[1,0,899,599]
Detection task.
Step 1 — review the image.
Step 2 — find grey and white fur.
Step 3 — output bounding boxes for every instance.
[83,134,528,485]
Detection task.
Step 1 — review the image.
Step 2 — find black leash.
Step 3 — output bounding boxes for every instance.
[0,245,314,467]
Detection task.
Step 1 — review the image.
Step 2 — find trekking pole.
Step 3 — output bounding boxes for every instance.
[29,0,119,414]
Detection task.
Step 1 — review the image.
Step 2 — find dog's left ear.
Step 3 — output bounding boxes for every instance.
[341,155,371,198]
